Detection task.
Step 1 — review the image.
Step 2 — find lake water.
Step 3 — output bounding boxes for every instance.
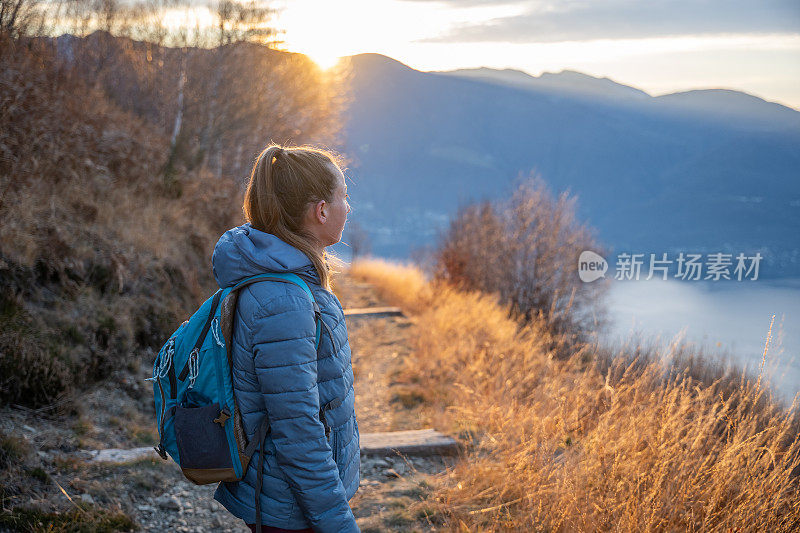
[601,277,800,406]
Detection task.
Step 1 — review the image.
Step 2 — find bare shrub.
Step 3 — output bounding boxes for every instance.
[434,174,609,349]
[344,220,371,260]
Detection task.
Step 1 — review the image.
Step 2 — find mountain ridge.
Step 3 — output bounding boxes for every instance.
[336,52,800,278]
[348,53,799,119]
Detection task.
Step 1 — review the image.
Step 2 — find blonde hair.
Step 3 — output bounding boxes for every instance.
[243,143,346,291]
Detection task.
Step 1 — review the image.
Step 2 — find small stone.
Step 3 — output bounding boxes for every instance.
[137,504,156,512]
[368,457,390,469]
[156,494,181,511]
[390,460,407,475]
[79,493,94,505]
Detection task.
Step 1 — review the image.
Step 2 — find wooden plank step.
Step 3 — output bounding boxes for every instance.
[343,307,404,318]
[359,428,460,457]
[82,429,459,464]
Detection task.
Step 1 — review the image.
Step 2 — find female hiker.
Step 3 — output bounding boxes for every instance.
[211,144,360,533]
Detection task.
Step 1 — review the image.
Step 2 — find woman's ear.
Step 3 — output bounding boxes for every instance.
[314,199,327,223]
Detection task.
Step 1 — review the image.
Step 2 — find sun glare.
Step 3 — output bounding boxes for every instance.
[272,0,514,72]
[161,6,215,35]
[275,0,356,70]
[305,51,344,71]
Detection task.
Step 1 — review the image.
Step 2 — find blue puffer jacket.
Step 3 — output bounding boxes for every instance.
[211,223,360,532]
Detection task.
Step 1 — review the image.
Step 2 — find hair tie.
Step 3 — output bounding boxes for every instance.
[270,147,283,167]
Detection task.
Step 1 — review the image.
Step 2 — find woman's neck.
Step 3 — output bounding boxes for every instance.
[310,241,325,257]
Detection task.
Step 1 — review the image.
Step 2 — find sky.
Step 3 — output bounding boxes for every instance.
[270,0,800,111]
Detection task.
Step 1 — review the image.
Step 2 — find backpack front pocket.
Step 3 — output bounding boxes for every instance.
[174,402,234,471]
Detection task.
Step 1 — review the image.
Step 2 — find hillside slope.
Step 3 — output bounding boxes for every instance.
[0,34,242,408]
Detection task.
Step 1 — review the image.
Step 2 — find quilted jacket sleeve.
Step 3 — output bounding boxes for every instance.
[249,290,359,533]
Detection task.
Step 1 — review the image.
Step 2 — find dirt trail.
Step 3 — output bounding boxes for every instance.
[0,273,453,532]
[335,276,422,433]
[334,275,454,532]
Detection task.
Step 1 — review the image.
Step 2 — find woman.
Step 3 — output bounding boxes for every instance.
[211,144,360,533]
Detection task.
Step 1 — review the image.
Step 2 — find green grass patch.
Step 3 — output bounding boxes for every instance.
[384,509,415,528]
[414,505,447,526]
[1,434,27,469]
[0,505,137,532]
[26,467,49,482]
[72,418,92,437]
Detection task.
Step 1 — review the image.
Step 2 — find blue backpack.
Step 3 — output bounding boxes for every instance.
[149,272,337,510]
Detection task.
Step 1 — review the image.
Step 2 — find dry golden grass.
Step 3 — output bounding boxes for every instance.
[350,258,800,532]
[347,257,434,315]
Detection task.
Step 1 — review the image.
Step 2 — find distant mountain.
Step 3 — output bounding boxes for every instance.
[440,66,800,129]
[654,89,800,130]
[337,54,800,278]
[438,67,651,102]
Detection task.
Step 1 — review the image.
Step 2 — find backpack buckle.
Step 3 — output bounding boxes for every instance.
[213,407,231,427]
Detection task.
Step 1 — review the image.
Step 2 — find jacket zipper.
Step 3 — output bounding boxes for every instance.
[331,429,338,465]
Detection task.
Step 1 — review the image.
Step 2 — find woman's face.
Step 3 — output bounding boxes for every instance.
[306,163,351,248]
[325,165,351,245]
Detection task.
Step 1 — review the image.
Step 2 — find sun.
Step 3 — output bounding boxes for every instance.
[301,50,344,71]
[276,0,367,71]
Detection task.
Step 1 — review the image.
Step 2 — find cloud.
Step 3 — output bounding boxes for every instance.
[409,0,800,43]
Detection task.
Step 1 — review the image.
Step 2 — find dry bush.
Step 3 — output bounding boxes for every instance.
[434,175,609,354]
[350,261,800,532]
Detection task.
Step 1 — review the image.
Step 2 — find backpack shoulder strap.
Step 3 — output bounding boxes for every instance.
[179,273,322,382]
[230,273,323,533]
[230,272,322,349]
[232,272,316,303]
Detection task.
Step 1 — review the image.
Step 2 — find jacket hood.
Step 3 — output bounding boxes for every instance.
[212,223,320,288]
